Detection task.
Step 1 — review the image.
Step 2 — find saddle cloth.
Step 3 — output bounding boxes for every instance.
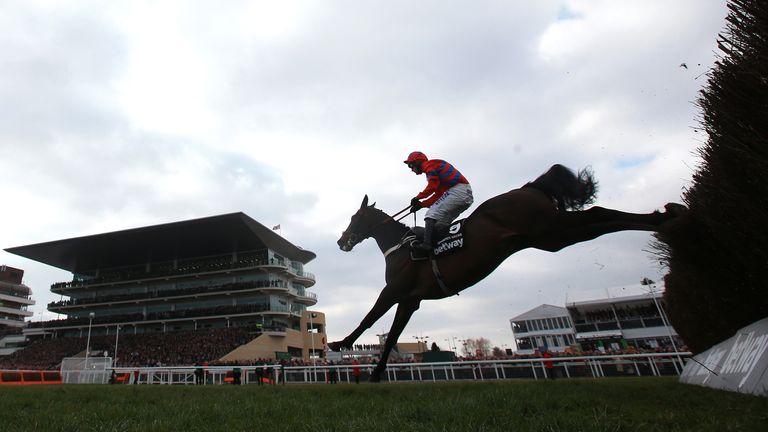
[409,219,466,257]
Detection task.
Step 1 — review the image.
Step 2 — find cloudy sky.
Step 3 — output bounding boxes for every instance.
[1,1,728,350]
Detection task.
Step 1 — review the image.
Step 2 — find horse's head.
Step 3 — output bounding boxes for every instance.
[337,195,386,252]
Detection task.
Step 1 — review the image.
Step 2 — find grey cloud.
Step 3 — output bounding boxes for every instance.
[0,5,127,146]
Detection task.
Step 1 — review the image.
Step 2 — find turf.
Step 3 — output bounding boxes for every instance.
[1,377,766,431]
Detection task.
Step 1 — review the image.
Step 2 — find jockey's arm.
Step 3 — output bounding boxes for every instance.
[415,172,441,202]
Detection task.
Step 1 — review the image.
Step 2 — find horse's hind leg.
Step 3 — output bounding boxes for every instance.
[558,203,685,228]
[328,288,397,352]
[532,204,683,252]
[558,206,669,228]
[369,300,421,383]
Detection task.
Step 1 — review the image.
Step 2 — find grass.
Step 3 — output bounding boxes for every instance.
[1,377,766,432]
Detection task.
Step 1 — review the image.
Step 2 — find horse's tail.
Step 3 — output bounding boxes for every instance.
[526,164,599,211]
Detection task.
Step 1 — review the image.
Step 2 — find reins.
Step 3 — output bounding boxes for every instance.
[369,205,411,235]
[346,205,411,244]
[391,206,412,223]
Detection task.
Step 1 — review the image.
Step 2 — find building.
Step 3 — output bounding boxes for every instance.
[566,283,681,353]
[4,212,325,362]
[509,304,575,354]
[0,265,34,356]
[510,283,683,354]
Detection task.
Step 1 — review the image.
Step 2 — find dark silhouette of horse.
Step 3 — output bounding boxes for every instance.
[331,164,686,382]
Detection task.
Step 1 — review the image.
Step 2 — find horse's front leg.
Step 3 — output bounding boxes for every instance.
[328,287,397,352]
[369,300,421,383]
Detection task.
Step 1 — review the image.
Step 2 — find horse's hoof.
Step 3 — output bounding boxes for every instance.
[328,341,347,352]
[664,203,689,217]
[368,375,381,383]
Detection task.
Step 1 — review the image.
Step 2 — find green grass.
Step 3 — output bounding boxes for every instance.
[1,378,766,432]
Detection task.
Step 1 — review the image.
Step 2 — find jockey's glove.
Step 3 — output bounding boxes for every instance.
[410,198,423,213]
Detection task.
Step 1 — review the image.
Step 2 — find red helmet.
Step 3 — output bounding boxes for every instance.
[404,151,428,165]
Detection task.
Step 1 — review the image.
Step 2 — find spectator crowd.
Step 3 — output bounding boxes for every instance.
[0,327,254,370]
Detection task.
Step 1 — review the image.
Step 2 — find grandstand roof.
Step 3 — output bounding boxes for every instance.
[510,304,568,321]
[565,283,664,308]
[5,212,316,273]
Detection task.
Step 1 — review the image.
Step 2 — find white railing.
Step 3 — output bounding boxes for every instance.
[98,352,690,385]
[300,291,318,301]
[282,353,691,383]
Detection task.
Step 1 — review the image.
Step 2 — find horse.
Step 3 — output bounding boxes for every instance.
[331,164,686,382]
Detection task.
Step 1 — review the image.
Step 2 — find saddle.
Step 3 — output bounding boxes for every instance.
[406,219,466,258]
[404,220,465,297]
[410,226,426,239]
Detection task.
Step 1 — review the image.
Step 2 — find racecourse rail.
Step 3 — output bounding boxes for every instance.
[29,352,691,385]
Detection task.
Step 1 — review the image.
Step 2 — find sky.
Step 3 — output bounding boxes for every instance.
[0,0,729,351]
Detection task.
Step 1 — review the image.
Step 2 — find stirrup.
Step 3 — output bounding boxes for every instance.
[412,241,433,252]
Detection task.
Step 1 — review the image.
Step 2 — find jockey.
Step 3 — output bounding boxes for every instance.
[404,151,474,252]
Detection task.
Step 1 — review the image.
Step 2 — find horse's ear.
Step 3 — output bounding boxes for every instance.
[361,195,369,208]
[371,202,376,208]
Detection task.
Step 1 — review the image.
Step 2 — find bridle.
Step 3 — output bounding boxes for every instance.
[341,205,412,250]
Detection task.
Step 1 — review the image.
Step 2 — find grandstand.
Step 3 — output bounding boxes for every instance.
[511,283,684,355]
[509,305,575,354]
[0,265,34,356]
[1,213,326,370]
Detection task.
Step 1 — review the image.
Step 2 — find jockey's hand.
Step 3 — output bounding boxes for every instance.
[410,198,422,213]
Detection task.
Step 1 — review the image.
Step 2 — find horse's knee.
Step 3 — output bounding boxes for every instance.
[327,341,341,352]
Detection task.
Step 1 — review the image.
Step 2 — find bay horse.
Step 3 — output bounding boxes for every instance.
[331,164,685,382]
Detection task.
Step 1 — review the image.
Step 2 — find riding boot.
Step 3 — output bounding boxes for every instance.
[414,218,436,252]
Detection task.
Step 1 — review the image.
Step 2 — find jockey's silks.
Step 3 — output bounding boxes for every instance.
[415,159,469,206]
